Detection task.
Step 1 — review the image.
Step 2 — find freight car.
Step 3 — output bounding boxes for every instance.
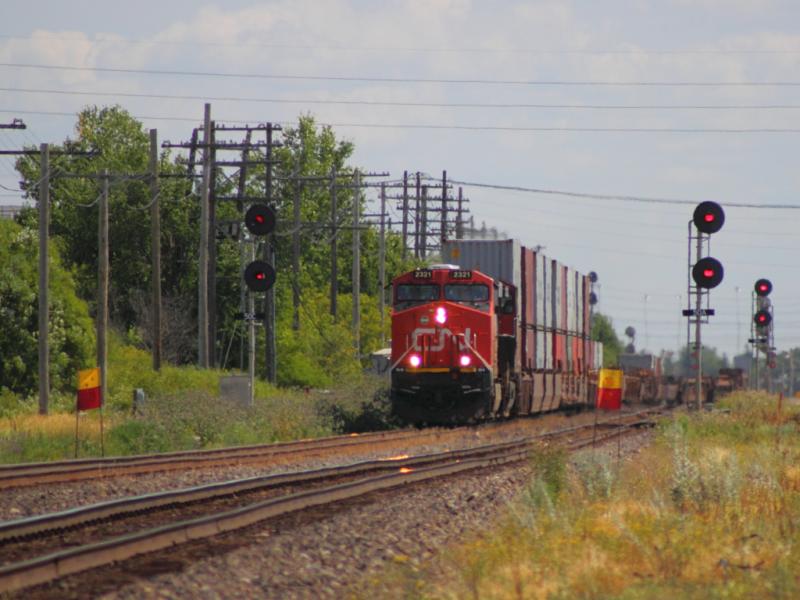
[389,239,602,424]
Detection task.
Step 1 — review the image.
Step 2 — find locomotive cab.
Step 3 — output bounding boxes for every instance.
[389,265,497,424]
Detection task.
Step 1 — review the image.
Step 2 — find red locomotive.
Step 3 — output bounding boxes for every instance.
[390,239,602,424]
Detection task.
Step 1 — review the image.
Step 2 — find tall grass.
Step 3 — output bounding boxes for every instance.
[0,335,392,463]
[410,392,800,599]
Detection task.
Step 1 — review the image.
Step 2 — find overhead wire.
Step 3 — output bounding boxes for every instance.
[442,178,800,209]
[4,62,800,87]
[3,33,800,55]
[4,86,800,111]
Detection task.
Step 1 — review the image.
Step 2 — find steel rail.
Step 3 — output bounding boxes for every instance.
[0,407,664,490]
[0,427,443,489]
[0,439,529,544]
[0,410,661,593]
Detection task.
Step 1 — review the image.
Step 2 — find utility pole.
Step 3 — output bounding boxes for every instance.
[414,173,421,258]
[149,130,162,371]
[441,170,448,246]
[330,166,339,319]
[237,130,252,371]
[292,163,302,331]
[264,124,279,383]
[207,122,218,367]
[456,187,464,238]
[38,143,49,415]
[352,169,361,356]
[379,182,386,346]
[248,239,256,405]
[421,185,428,259]
[98,171,109,406]
[198,103,211,368]
[401,170,409,258]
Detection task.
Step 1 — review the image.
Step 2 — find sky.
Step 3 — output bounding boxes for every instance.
[1,0,799,359]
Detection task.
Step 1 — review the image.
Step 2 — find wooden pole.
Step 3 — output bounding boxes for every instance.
[198,103,211,367]
[208,122,218,367]
[379,183,386,347]
[149,129,162,371]
[264,124,277,383]
[330,167,339,319]
[38,143,49,415]
[98,172,109,452]
[292,164,301,331]
[352,169,361,357]
[401,170,408,258]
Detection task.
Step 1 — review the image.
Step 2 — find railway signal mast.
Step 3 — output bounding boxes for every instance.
[684,201,725,409]
[749,278,775,390]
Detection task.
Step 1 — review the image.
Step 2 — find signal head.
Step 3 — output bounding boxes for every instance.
[754,278,772,297]
[245,204,276,236]
[243,260,276,292]
[693,201,725,234]
[691,257,724,289]
[754,310,772,328]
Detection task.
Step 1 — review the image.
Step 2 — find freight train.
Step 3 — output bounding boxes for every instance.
[389,239,602,424]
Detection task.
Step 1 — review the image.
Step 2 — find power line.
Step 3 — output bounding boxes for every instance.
[3,34,800,56]
[5,108,798,135]
[445,179,800,209]
[3,62,800,87]
[4,86,800,111]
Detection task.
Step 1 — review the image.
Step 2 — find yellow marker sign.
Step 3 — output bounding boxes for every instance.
[78,367,100,390]
[77,367,102,411]
[598,368,622,390]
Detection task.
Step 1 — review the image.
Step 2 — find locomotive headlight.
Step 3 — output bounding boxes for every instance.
[409,354,422,368]
[435,306,447,324]
[459,355,472,367]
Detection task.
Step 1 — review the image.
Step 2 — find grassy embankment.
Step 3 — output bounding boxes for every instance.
[381,391,800,599]
[0,338,393,464]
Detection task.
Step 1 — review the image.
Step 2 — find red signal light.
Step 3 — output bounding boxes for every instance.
[754,279,772,297]
[754,310,772,328]
[692,257,724,289]
[244,261,276,292]
[693,201,725,234]
[245,204,276,236]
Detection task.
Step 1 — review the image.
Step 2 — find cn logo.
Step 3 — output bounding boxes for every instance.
[411,327,472,352]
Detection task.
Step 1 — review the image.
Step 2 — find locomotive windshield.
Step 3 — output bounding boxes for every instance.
[444,284,490,310]
[395,284,440,309]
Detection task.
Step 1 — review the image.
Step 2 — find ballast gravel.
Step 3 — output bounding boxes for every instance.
[18,429,655,600]
[0,410,620,522]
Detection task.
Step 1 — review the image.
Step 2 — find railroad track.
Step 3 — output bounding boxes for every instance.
[0,427,449,490]
[0,409,660,594]
[0,408,662,490]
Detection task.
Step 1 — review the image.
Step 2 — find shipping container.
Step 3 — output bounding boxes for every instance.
[551,260,561,331]
[565,334,574,371]
[563,265,569,334]
[536,253,546,328]
[520,247,536,371]
[566,267,576,333]
[536,330,546,369]
[442,239,521,289]
[541,254,550,330]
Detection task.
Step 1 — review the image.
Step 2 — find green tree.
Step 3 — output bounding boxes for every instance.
[15,106,201,336]
[0,219,94,397]
[591,313,622,367]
